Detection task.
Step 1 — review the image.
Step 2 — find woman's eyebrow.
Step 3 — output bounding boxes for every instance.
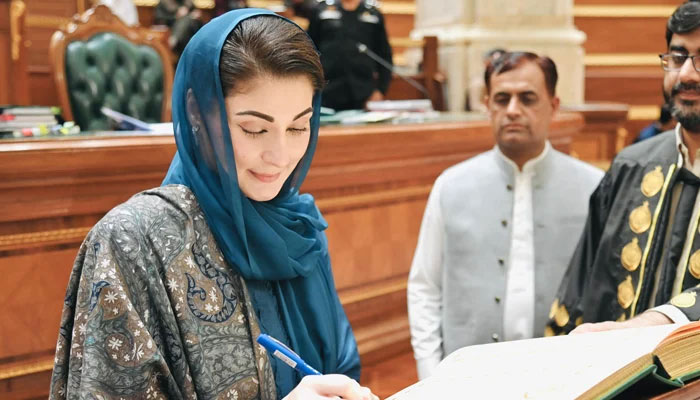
[234,107,313,122]
[293,107,313,120]
[235,110,274,122]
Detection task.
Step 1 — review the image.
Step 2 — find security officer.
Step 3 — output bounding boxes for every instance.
[307,0,393,110]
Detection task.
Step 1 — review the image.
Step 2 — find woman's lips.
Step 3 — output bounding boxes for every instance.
[249,170,280,183]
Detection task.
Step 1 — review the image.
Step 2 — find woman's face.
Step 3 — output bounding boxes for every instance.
[224,75,314,201]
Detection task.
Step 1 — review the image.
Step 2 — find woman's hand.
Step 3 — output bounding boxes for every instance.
[284,374,380,400]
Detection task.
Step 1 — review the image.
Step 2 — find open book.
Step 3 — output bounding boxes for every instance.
[388,322,700,400]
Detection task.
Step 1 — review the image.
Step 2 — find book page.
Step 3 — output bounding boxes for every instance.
[389,324,682,400]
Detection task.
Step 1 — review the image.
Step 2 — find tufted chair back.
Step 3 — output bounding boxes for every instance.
[49,5,174,131]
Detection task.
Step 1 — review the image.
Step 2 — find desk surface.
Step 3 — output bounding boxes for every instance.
[0,111,586,398]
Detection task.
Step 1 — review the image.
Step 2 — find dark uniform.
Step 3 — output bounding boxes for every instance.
[546,129,700,336]
[155,0,203,58]
[307,0,393,110]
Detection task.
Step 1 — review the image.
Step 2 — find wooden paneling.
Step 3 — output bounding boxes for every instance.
[0,369,52,400]
[574,16,667,54]
[566,103,630,162]
[0,0,10,104]
[585,66,664,106]
[0,0,30,105]
[20,0,76,106]
[384,12,413,40]
[25,0,76,17]
[0,114,584,397]
[0,249,77,360]
[136,4,155,26]
[574,0,680,5]
[26,68,56,107]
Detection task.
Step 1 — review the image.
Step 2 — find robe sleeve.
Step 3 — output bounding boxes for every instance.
[546,171,616,334]
[667,286,700,321]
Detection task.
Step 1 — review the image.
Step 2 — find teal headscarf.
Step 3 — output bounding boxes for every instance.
[162,8,359,387]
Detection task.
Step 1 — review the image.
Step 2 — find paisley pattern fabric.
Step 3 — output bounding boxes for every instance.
[50,185,276,400]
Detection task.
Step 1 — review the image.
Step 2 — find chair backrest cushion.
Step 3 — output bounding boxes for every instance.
[65,32,164,131]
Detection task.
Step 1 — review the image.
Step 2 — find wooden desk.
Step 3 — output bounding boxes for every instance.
[566,102,630,166]
[0,113,582,397]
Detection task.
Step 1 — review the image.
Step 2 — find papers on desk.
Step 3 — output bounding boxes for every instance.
[319,110,396,124]
[0,105,78,138]
[319,109,440,125]
[148,122,174,134]
[366,99,433,112]
[101,107,151,131]
[100,108,174,134]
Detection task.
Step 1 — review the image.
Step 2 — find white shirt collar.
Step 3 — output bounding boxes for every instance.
[495,141,551,175]
[674,122,700,176]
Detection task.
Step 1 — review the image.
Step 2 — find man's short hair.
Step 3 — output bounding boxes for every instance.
[484,51,558,98]
[666,1,700,47]
[484,48,506,62]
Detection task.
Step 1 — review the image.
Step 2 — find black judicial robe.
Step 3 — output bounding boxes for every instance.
[547,130,700,335]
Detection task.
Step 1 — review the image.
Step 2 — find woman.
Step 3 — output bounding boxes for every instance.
[50,9,377,400]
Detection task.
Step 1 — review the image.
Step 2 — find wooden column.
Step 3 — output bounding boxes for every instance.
[0,0,30,105]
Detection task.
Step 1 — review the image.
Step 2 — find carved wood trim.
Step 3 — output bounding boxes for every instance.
[25,15,70,29]
[0,356,54,380]
[76,0,88,13]
[8,0,30,105]
[338,276,407,306]
[133,0,214,8]
[317,185,432,213]
[585,53,659,67]
[0,227,90,252]
[48,4,174,122]
[9,0,25,61]
[573,5,675,18]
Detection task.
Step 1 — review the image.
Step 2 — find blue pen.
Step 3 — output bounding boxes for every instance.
[257,333,321,376]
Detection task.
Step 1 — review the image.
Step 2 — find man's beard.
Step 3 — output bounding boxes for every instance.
[668,81,700,132]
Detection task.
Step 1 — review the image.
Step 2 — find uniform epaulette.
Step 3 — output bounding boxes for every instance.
[363,0,379,10]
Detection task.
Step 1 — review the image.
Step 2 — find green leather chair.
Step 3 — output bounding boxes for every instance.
[50,5,173,131]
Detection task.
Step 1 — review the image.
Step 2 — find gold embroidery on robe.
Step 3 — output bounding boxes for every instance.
[575,316,583,326]
[670,292,697,308]
[629,201,652,234]
[631,164,676,317]
[549,299,558,320]
[555,304,570,327]
[621,238,642,271]
[618,276,635,309]
[641,166,664,197]
[689,250,700,279]
[544,326,555,337]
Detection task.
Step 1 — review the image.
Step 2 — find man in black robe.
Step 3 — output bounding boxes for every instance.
[547,1,700,335]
